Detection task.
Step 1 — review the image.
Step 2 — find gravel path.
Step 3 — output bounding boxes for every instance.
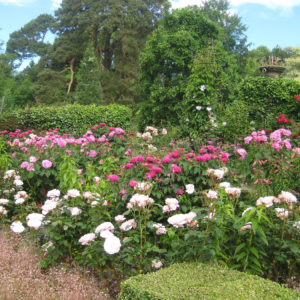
[0,229,112,300]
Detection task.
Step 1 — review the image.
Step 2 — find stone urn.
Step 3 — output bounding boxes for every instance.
[259,65,285,78]
[259,56,285,78]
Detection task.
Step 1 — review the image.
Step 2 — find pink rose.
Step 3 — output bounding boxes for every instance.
[107,174,119,182]
[42,160,52,169]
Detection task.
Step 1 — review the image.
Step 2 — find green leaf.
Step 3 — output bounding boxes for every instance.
[234,243,246,255]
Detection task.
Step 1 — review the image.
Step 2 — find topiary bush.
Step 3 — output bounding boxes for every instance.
[236,77,300,130]
[119,261,300,300]
[11,104,132,136]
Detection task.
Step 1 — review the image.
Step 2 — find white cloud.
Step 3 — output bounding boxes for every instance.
[0,0,34,6]
[171,0,300,10]
[171,0,204,9]
[230,0,300,9]
[51,0,62,10]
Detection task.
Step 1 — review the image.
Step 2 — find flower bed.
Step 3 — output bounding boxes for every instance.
[0,121,299,295]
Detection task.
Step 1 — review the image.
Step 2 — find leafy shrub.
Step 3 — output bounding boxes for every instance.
[236,77,300,130]
[13,104,132,136]
[119,261,299,300]
[218,99,251,141]
[138,7,219,130]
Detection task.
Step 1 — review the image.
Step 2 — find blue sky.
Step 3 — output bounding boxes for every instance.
[0,0,300,52]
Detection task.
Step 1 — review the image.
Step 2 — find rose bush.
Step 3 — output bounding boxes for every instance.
[0,120,299,293]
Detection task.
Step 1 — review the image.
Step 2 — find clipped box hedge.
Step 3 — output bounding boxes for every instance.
[119,262,299,300]
[11,104,132,136]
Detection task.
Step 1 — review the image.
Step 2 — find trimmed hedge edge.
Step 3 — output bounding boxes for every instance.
[118,261,300,300]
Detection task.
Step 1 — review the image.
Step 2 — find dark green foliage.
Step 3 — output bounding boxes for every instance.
[13,104,132,136]
[119,261,299,300]
[11,75,35,107]
[31,69,68,104]
[138,7,220,129]
[180,41,238,137]
[75,44,104,105]
[236,77,300,129]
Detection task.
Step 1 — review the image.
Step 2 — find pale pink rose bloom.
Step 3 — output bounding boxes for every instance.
[225,187,241,198]
[127,202,133,210]
[115,215,126,223]
[129,194,150,208]
[83,191,93,199]
[47,189,60,198]
[162,205,170,213]
[185,212,197,223]
[0,206,7,215]
[42,200,59,215]
[152,260,163,269]
[93,176,100,183]
[95,222,114,234]
[153,223,167,235]
[120,219,136,231]
[10,221,25,233]
[275,208,289,219]
[79,233,96,246]
[219,182,230,189]
[168,214,187,228]
[206,190,218,199]
[185,184,195,194]
[256,196,275,208]
[213,169,225,179]
[42,160,52,169]
[135,182,152,192]
[240,222,252,233]
[69,207,82,216]
[278,191,297,204]
[67,189,80,198]
[26,213,44,230]
[15,198,25,205]
[165,198,179,211]
[14,179,23,186]
[91,201,99,208]
[100,231,114,239]
[104,235,121,255]
[29,156,37,163]
[161,128,168,135]
[0,199,9,205]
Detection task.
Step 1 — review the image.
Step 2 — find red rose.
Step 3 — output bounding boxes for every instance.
[294,94,299,100]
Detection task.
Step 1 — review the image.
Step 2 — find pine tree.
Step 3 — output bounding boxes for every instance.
[75,44,104,105]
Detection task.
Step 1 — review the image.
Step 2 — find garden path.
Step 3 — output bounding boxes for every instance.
[0,230,112,300]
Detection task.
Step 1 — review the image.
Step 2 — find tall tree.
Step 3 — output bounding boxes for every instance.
[6,14,55,67]
[51,0,170,103]
[200,0,249,73]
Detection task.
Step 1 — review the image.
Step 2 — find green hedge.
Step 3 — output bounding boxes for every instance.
[119,262,299,300]
[9,104,132,136]
[236,77,300,129]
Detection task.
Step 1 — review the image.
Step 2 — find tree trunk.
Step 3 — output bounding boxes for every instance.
[67,57,76,94]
